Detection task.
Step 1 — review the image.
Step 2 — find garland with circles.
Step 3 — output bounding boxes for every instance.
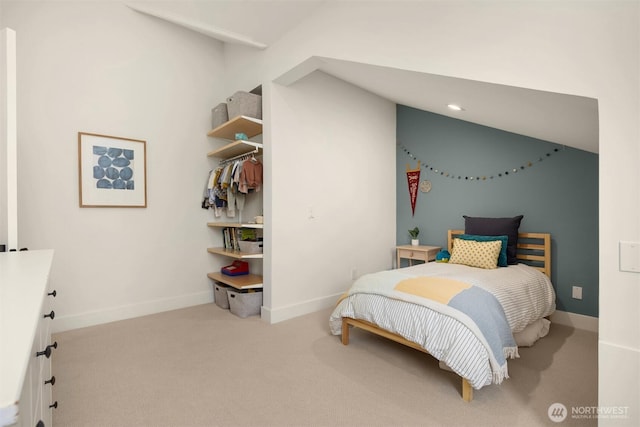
[398,142,565,182]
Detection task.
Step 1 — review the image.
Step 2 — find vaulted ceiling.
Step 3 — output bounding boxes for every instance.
[126,1,599,154]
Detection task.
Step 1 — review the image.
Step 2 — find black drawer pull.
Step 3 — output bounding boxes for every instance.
[36,347,51,359]
[48,290,57,297]
[44,376,56,386]
[43,310,55,320]
[36,341,58,359]
[36,421,44,427]
[49,401,58,409]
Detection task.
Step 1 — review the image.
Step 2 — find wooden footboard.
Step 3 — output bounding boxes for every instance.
[341,317,473,402]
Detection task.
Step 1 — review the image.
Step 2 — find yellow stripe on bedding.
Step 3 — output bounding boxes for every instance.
[395,277,472,304]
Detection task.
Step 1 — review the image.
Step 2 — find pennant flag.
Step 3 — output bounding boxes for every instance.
[406,162,421,216]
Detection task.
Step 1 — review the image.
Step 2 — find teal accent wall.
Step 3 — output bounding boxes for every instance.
[396,105,599,317]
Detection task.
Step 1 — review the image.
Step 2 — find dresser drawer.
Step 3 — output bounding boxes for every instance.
[395,245,441,268]
[397,248,431,261]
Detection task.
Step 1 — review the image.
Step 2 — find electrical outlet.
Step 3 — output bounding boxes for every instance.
[572,286,583,300]
[351,268,358,280]
[620,241,640,272]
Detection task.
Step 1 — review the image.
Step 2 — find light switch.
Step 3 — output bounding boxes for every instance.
[619,241,640,272]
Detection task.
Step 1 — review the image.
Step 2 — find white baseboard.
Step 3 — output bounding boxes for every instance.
[261,292,343,324]
[52,290,213,333]
[53,291,598,335]
[263,299,599,333]
[550,310,599,332]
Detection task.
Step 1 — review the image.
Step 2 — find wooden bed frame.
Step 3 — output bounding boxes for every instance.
[340,230,552,402]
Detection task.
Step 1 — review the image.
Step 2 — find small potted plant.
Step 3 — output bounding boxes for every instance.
[408,227,420,246]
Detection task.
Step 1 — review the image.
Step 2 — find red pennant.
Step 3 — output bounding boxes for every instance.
[406,165,420,216]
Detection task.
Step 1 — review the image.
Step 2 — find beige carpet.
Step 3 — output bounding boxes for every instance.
[52,304,597,427]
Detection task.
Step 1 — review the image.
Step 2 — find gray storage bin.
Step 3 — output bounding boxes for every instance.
[211,103,229,129]
[213,282,231,309]
[238,240,263,254]
[227,289,263,318]
[226,91,262,120]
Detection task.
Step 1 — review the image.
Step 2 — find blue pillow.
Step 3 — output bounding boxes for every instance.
[457,234,508,267]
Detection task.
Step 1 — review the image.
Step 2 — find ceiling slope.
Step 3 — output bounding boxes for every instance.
[127,2,599,153]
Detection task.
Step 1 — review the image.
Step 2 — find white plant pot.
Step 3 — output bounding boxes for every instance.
[411,239,419,246]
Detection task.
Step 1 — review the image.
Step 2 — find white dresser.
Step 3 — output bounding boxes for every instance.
[0,250,56,427]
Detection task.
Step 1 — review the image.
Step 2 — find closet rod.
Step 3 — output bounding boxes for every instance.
[219,147,260,165]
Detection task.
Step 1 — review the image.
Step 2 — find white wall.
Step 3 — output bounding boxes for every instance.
[0,27,18,251]
[223,1,639,423]
[263,71,396,321]
[1,1,226,331]
[2,0,638,421]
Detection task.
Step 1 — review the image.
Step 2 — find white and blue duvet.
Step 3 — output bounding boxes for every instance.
[330,262,556,389]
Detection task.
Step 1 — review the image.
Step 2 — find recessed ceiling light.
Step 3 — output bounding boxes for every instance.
[447,104,464,111]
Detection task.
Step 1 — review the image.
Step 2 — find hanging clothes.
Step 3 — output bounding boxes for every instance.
[202,171,213,209]
[239,158,263,193]
[227,160,246,217]
[202,167,227,217]
[203,152,262,218]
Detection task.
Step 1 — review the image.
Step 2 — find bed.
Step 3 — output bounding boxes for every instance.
[329,228,556,402]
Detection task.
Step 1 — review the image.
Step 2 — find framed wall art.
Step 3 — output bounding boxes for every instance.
[78,132,147,208]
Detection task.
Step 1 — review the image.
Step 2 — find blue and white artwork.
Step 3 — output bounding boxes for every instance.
[92,145,135,190]
[79,132,146,207]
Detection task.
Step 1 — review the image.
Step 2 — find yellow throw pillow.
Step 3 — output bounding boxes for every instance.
[449,238,502,269]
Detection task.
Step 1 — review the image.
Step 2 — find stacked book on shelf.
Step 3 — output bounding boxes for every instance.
[222,227,240,251]
[222,227,262,254]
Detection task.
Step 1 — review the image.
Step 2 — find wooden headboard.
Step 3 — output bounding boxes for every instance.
[447,229,551,277]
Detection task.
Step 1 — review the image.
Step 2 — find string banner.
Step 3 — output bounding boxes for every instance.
[398,142,564,182]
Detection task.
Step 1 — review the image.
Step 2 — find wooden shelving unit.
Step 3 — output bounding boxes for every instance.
[207,272,263,290]
[206,113,264,292]
[207,115,262,140]
[207,247,263,259]
[207,222,263,229]
[207,140,262,159]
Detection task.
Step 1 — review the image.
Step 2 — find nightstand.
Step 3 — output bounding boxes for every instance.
[396,245,442,268]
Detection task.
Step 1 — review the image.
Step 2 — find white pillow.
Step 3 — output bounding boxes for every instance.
[514,318,551,347]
